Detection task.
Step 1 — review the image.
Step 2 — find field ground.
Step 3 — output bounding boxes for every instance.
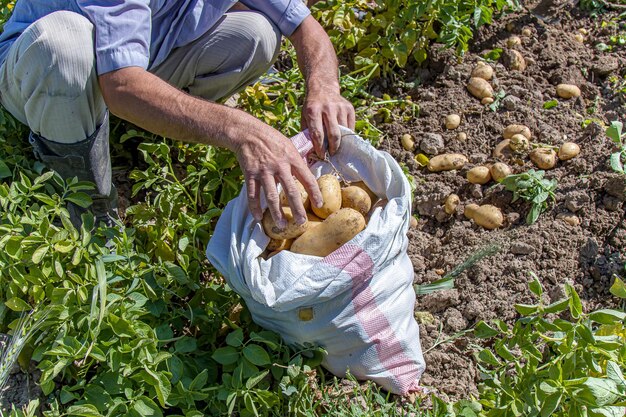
[0,0,624,414]
[383,0,626,400]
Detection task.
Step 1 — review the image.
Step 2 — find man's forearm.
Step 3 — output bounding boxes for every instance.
[289,15,340,95]
[99,66,253,153]
[98,65,324,227]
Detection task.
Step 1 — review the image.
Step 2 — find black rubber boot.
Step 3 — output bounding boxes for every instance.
[28,112,119,227]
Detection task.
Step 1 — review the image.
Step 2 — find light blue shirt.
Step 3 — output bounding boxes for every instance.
[0,0,310,74]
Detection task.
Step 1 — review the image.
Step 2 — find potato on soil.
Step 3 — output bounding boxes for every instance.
[262,207,308,240]
[465,204,504,229]
[490,162,512,182]
[311,174,342,219]
[471,62,494,80]
[493,139,513,160]
[506,35,522,47]
[464,203,480,220]
[444,114,461,130]
[427,153,468,172]
[467,77,494,99]
[530,148,557,169]
[558,142,580,161]
[509,134,530,153]
[504,50,526,71]
[341,186,372,216]
[401,133,414,151]
[279,179,309,209]
[556,84,581,99]
[503,124,531,140]
[467,166,492,185]
[444,194,460,215]
[481,97,494,105]
[291,208,366,257]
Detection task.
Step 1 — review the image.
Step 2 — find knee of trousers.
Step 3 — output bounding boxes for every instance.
[16,11,98,100]
[238,12,282,74]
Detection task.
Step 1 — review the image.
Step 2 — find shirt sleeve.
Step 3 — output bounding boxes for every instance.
[77,0,151,75]
[240,0,310,36]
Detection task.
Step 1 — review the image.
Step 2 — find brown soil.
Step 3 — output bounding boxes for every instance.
[375,0,625,401]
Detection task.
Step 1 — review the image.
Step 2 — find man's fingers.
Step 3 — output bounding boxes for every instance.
[293,159,323,209]
[347,109,356,131]
[324,112,342,155]
[279,174,307,225]
[306,107,326,157]
[262,175,286,229]
[246,177,263,221]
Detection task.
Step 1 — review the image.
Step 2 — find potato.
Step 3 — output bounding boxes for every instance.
[341,186,372,216]
[471,62,494,80]
[574,33,584,43]
[503,124,531,140]
[445,114,461,130]
[457,132,467,141]
[506,50,526,71]
[467,166,492,185]
[466,204,504,229]
[481,97,494,105]
[444,194,460,215]
[464,204,504,229]
[556,212,580,226]
[262,207,308,240]
[291,208,366,257]
[558,142,580,161]
[493,139,513,160]
[279,179,309,209]
[401,133,414,151]
[556,84,581,99]
[506,35,522,47]
[351,181,378,202]
[467,77,494,99]
[267,238,293,252]
[409,216,418,228]
[311,174,342,219]
[509,134,530,153]
[490,162,512,182]
[464,203,480,220]
[530,148,557,169]
[521,27,532,37]
[427,153,468,172]
[306,212,323,229]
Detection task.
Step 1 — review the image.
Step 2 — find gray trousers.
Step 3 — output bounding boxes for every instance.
[0,9,281,144]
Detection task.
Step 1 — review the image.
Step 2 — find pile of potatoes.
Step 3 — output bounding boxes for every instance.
[467,62,495,105]
[493,123,581,169]
[261,175,383,259]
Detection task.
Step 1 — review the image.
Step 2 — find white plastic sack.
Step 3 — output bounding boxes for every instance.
[206,127,426,395]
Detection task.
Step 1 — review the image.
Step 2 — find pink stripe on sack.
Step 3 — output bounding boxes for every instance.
[290,130,314,160]
[324,245,422,394]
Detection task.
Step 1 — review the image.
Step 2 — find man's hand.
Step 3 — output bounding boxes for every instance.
[290,16,356,157]
[234,123,323,227]
[302,86,355,157]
